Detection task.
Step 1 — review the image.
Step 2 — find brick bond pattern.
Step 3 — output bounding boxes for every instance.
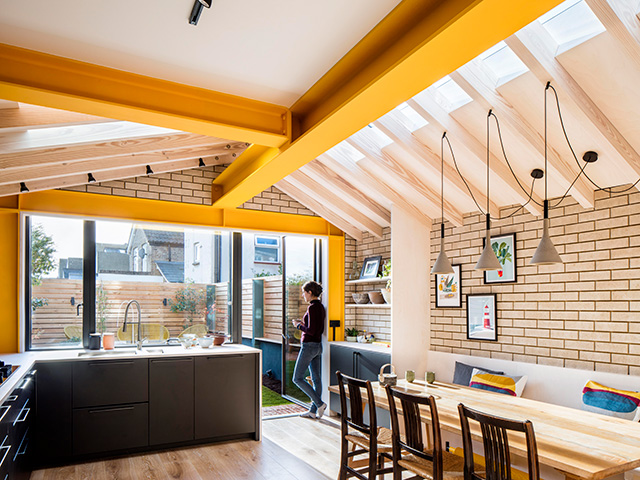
[430,188,640,374]
[64,165,315,215]
[345,228,391,342]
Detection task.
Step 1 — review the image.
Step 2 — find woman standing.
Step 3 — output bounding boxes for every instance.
[292,281,327,419]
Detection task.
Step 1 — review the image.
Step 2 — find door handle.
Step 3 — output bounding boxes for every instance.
[88,406,135,414]
[13,407,30,426]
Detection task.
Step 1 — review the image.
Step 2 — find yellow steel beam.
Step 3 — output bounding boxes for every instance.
[211,0,562,208]
[327,234,345,342]
[0,211,19,353]
[0,44,289,148]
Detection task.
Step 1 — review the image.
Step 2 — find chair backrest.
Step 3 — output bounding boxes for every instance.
[336,371,378,440]
[385,385,444,477]
[64,325,82,340]
[178,324,209,338]
[457,403,539,480]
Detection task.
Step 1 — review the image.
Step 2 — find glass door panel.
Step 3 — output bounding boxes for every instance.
[282,236,317,403]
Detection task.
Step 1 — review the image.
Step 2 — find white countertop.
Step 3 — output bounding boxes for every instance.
[330,341,391,354]
[0,343,260,403]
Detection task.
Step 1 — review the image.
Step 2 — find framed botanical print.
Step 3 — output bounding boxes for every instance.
[435,264,461,308]
[466,293,497,341]
[360,255,382,279]
[483,233,517,284]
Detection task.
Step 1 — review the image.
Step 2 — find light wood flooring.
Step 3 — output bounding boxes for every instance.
[30,416,342,480]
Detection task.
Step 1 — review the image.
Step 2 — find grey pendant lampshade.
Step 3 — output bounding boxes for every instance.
[431,236,453,274]
[530,217,562,265]
[475,215,501,271]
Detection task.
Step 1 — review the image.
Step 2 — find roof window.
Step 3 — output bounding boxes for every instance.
[430,76,472,112]
[539,0,605,52]
[392,103,428,132]
[479,41,529,86]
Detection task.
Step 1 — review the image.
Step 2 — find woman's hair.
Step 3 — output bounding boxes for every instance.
[302,281,323,297]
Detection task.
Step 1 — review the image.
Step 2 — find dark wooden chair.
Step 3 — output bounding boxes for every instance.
[385,385,468,480]
[457,403,540,480]
[336,371,394,480]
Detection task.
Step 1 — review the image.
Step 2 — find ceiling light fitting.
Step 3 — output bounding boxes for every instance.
[87,173,96,183]
[475,110,502,272]
[146,165,154,175]
[189,0,212,25]
[199,158,206,167]
[20,182,29,193]
[431,132,454,275]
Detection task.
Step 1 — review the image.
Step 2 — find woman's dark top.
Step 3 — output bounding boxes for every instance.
[298,299,325,343]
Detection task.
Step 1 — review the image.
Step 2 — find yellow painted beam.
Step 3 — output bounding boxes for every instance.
[0,44,290,148]
[327,234,345,342]
[211,0,562,208]
[0,211,19,353]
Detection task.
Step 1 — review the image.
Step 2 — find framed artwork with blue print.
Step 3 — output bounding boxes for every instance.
[483,232,516,284]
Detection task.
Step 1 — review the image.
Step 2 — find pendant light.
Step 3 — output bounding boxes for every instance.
[531,83,563,265]
[475,111,502,271]
[431,133,454,274]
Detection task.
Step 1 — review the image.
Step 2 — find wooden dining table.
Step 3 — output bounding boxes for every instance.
[329,379,640,480]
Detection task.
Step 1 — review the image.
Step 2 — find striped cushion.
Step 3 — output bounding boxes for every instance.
[469,369,527,397]
[582,381,640,421]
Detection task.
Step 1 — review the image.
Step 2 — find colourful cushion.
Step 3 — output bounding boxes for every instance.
[469,369,528,397]
[582,381,640,421]
[452,361,504,386]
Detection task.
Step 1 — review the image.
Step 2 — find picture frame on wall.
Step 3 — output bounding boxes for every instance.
[435,264,461,308]
[359,255,382,279]
[466,293,497,341]
[483,233,517,284]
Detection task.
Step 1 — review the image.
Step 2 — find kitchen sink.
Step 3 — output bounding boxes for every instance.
[136,348,165,354]
[77,348,165,357]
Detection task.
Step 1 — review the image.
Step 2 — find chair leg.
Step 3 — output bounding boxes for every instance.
[339,438,350,480]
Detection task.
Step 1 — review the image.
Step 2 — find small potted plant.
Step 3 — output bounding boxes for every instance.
[380,260,391,304]
[345,327,359,342]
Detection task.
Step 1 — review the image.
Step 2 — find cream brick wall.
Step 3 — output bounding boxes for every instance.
[430,188,640,374]
[344,228,391,341]
[64,165,315,215]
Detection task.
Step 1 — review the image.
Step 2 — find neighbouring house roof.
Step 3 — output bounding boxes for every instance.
[155,261,184,283]
[142,230,184,246]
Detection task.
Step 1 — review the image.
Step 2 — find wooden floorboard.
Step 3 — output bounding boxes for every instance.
[29,417,337,480]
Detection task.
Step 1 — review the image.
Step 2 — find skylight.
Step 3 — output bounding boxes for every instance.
[479,41,529,85]
[430,76,472,112]
[539,0,605,50]
[393,103,428,132]
[363,124,393,149]
[326,141,364,164]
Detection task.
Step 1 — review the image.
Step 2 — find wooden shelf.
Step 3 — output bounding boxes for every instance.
[346,276,389,285]
[346,303,391,308]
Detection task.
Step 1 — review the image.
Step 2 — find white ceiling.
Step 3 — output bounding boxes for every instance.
[0,0,402,107]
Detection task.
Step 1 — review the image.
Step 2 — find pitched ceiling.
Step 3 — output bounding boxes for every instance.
[3,0,639,242]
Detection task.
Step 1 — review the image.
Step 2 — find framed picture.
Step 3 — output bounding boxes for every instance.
[466,294,497,341]
[435,264,461,308]
[360,255,382,279]
[483,233,517,284]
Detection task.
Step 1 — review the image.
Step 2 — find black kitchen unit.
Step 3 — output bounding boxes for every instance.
[30,350,260,469]
[329,344,391,427]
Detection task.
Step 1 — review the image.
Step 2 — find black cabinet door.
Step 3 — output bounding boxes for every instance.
[73,403,148,456]
[149,357,194,446]
[329,345,356,415]
[34,362,73,464]
[194,354,256,440]
[73,359,148,408]
[356,351,391,382]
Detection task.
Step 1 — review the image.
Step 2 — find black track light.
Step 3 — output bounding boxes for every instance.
[199,158,206,167]
[189,1,204,25]
[146,165,154,175]
[198,0,212,7]
[20,182,29,193]
[87,173,96,183]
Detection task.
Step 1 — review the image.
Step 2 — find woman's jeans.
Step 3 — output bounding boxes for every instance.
[292,341,323,412]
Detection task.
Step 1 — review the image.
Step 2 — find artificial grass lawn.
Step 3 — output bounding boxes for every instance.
[262,385,294,407]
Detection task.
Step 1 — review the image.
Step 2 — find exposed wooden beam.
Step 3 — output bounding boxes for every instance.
[451,64,594,208]
[0,133,244,171]
[0,147,239,187]
[275,179,362,241]
[507,23,640,182]
[210,0,563,208]
[0,156,231,198]
[300,161,391,228]
[586,0,640,68]
[406,96,543,216]
[0,43,289,147]
[0,104,115,130]
[374,112,499,217]
[287,170,384,238]
[348,136,464,227]
[0,100,19,109]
